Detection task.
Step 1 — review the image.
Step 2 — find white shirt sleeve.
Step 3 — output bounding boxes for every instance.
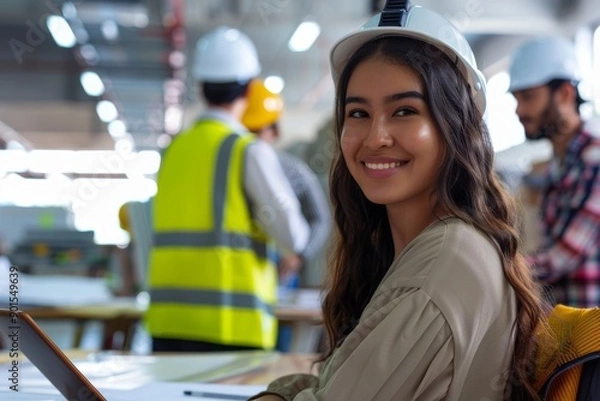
[244,140,310,254]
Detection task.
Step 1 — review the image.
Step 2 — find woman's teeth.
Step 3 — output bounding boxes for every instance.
[364,161,404,170]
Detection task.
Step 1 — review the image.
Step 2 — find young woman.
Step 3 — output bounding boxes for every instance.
[250,2,546,400]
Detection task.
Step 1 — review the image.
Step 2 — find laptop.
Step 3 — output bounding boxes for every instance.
[0,308,106,401]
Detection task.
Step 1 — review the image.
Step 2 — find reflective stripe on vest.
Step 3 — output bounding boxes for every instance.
[154,232,270,260]
[150,288,275,316]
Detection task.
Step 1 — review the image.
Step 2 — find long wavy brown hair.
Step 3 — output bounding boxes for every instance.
[322,36,546,399]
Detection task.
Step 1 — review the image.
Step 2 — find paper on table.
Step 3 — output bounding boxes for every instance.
[14,383,267,401]
[117,381,266,401]
[0,351,279,392]
[0,388,139,401]
[0,390,61,401]
[0,382,263,401]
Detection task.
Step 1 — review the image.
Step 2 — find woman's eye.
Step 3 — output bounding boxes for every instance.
[347,109,368,119]
[394,107,417,116]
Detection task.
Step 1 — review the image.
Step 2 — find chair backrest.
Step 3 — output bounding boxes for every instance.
[533,305,600,400]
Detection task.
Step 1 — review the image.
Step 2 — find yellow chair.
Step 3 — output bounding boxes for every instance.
[533,305,600,400]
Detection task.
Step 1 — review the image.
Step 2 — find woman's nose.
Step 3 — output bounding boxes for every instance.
[363,119,393,149]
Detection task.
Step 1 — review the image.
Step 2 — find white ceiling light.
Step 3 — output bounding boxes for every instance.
[115,135,135,155]
[288,21,321,52]
[265,75,285,94]
[157,134,172,149]
[96,100,118,122]
[134,12,149,28]
[29,150,75,173]
[164,105,183,134]
[124,151,161,176]
[108,120,127,138]
[21,150,160,175]
[0,150,28,173]
[594,25,600,115]
[62,2,78,20]
[46,15,77,48]
[168,51,186,69]
[80,71,105,97]
[101,20,119,41]
[79,44,99,65]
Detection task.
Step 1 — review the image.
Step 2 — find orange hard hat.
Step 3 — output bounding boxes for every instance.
[241,79,284,132]
[118,203,131,234]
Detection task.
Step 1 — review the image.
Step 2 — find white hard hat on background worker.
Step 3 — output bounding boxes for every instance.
[508,36,581,92]
[193,26,261,83]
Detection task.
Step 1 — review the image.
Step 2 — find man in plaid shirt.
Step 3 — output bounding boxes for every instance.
[509,36,600,307]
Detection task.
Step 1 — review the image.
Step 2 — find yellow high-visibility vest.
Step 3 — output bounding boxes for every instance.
[145,118,277,349]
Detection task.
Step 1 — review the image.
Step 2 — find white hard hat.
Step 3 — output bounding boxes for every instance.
[330,1,487,114]
[193,26,261,83]
[508,36,581,92]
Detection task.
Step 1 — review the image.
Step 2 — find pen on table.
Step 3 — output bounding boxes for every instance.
[183,390,249,400]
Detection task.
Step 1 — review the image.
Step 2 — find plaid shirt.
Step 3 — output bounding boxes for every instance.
[528,127,600,307]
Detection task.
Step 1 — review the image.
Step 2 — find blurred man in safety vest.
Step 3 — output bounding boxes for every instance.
[145,27,310,352]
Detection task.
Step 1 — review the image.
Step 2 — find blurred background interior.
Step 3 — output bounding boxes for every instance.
[0,0,599,352]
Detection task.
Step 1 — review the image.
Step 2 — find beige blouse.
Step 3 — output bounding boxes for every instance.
[251,218,517,401]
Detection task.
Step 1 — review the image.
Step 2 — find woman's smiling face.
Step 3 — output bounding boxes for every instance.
[341,56,445,209]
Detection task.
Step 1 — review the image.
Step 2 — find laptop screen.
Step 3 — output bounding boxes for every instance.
[0,308,106,401]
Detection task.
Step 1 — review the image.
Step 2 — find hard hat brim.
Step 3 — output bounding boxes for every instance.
[508,79,540,93]
[330,26,486,114]
[508,75,578,93]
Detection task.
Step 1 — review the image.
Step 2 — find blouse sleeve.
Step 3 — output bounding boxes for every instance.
[252,288,454,401]
[248,374,319,401]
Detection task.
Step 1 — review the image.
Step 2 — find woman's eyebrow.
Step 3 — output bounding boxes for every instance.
[344,96,367,105]
[384,91,424,103]
[344,91,424,106]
